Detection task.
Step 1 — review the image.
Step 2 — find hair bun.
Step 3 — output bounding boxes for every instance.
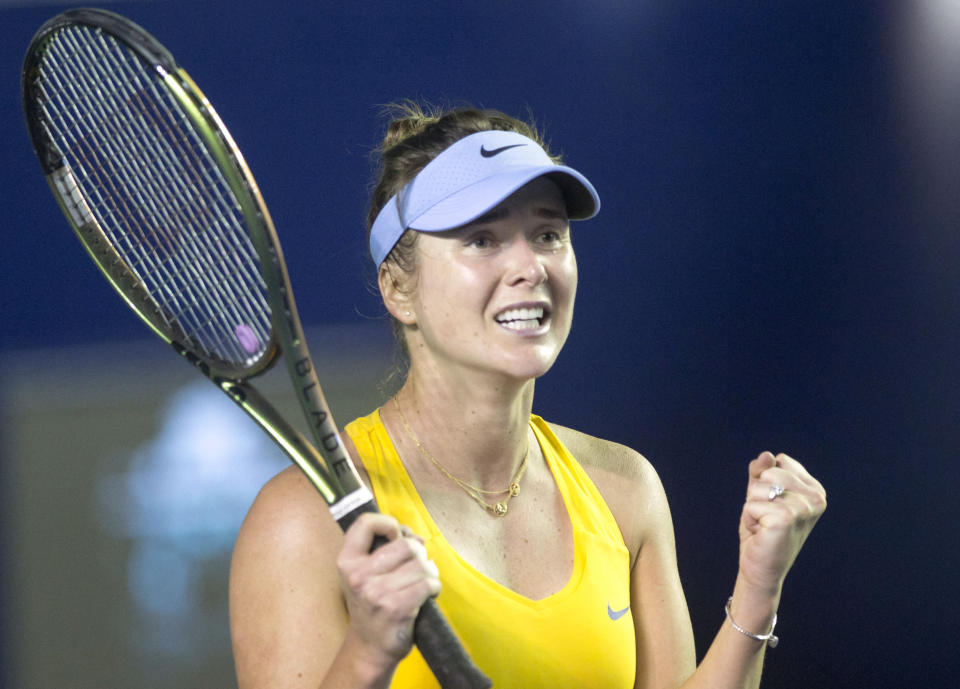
[380,102,440,150]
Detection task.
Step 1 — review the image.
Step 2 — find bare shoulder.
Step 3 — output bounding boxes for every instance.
[230,464,349,687]
[234,429,368,550]
[548,422,654,481]
[236,464,341,548]
[547,422,669,563]
[230,463,346,608]
[230,426,375,594]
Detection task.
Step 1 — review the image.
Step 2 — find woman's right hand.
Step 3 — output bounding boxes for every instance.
[336,512,440,669]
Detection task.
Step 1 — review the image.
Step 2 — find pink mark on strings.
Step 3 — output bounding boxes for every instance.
[235,324,260,354]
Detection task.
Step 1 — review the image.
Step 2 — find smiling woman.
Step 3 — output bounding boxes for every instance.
[400,177,578,383]
[228,104,826,689]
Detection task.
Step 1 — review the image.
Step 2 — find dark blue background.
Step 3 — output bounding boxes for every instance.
[2,1,957,686]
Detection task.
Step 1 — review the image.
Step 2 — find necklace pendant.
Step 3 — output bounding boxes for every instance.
[494,501,508,516]
[509,482,520,497]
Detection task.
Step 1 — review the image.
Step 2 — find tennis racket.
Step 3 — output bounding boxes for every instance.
[22,8,490,689]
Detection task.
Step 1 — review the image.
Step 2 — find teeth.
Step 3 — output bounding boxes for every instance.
[496,306,544,323]
[500,319,541,331]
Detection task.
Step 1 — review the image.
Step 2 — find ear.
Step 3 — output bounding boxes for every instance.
[378,262,416,325]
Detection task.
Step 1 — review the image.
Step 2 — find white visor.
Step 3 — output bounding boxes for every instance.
[369,130,600,266]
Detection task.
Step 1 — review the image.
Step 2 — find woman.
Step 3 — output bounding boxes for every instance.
[229,105,826,689]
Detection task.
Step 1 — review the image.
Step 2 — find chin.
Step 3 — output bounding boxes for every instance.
[501,351,563,383]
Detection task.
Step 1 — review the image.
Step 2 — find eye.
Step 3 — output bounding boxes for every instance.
[535,225,569,245]
[465,233,495,250]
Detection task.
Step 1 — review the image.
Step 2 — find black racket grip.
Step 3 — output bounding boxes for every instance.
[338,505,492,689]
[415,597,491,689]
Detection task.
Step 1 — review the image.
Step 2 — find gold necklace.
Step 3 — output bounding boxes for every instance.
[393,395,529,517]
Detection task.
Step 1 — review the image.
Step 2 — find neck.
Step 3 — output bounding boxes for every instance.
[388,366,535,492]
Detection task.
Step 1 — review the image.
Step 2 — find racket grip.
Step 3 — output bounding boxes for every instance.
[414,597,492,689]
[338,505,492,689]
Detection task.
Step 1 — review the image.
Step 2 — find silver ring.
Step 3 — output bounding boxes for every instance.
[768,483,785,501]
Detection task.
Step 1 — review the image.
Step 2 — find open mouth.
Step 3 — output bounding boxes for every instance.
[494,305,547,331]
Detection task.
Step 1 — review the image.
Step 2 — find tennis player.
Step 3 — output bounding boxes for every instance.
[229,105,827,689]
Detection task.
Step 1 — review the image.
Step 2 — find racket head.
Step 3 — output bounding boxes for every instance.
[22,8,282,380]
[22,12,492,686]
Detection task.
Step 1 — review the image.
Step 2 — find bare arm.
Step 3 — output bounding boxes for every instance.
[229,466,439,689]
[628,467,697,689]
[558,423,825,689]
[631,451,826,689]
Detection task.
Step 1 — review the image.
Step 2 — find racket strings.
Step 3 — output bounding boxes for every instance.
[37,25,272,368]
[64,29,270,361]
[45,46,264,362]
[87,33,265,344]
[45,39,223,329]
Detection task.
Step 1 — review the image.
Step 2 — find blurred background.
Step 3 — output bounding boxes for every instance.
[1,1,957,687]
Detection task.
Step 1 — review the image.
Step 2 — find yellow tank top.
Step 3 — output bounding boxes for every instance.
[345,410,636,689]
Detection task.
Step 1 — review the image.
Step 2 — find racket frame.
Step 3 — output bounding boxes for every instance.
[23,8,366,509]
[22,9,491,689]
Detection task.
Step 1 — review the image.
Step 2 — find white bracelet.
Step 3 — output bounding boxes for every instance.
[725,597,779,648]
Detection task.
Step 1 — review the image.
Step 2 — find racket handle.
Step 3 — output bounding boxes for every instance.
[414,597,492,689]
[338,505,492,689]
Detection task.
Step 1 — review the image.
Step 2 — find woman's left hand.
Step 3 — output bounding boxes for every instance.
[737,451,827,596]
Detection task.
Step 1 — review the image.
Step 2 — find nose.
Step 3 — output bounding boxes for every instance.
[504,237,547,287]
